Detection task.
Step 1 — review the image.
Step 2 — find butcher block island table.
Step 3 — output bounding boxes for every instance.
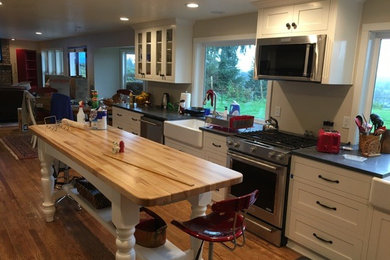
[30,124,242,260]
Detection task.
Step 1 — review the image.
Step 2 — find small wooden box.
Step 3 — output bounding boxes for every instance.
[359,134,381,157]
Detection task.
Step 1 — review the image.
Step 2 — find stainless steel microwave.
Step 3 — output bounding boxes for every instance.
[255,35,327,82]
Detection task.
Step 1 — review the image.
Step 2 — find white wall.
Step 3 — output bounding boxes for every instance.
[94,47,121,99]
[270,81,353,139]
[362,0,390,24]
[193,12,258,38]
[39,28,134,91]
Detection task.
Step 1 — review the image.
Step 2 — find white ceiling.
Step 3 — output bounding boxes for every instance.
[0,0,259,41]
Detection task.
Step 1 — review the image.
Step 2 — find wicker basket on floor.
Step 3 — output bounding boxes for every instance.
[135,207,167,248]
[359,134,381,157]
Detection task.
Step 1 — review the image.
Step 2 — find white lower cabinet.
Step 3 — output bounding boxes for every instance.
[286,156,373,260]
[203,132,228,202]
[112,106,143,135]
[164,137,204,159]
[367,209,390,260]
[165,130,229,202]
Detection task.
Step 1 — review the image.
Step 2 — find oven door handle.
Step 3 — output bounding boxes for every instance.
[228,151,278,172]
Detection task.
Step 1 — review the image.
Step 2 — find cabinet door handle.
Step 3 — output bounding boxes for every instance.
[117,113,122,117]
[117,126,123,130]
[212,142,221,148]
[313,233,333,244]
[286,23,291,29]
[318,175,339,184]
[140,119,157,126]
[131,117,138,121]
[316,201,337,211]
[291,22,297,29]
[131,132,138,135]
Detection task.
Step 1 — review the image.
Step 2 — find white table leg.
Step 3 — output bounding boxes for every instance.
[37,140,56,222]
[112,194,140,260]
[187,192,212,259]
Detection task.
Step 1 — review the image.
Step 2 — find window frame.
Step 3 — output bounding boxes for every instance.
[192,34,271,123]
[68,46,87,78]
[41,48,64,83]
[350,23,390,144]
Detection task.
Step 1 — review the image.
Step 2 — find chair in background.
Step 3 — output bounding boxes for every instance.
[171,189,259,260]
[50,93,73,122]
[21,90,38,147]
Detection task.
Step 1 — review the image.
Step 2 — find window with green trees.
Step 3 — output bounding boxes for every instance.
[371,38,390,127]
[203,44,268,120]
[121,50,143,93]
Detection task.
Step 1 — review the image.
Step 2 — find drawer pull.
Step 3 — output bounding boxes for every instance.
[131,132,138,135]
[131,118,138,121]
[316,201,337,211]
[318,175,339,184]
[212,142,221,148]
[117,126,123,130]
[313,233,333,244]
[117,113,122,116]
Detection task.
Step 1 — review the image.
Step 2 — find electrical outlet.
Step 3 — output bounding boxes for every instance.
[274,106,281,117]
[342,116,350,129]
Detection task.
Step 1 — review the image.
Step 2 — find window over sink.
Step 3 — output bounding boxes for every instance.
[193,37,270,121]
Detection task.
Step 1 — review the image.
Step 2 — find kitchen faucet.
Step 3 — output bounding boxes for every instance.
[203,89,217,116]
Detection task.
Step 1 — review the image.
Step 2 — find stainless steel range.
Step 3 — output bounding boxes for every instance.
[227,130,317,246]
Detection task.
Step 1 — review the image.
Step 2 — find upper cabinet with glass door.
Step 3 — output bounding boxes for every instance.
[134,19,193,83]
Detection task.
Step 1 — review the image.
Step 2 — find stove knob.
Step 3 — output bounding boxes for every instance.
[250,146,257,152]
[276,154,285,161]
[234,142,240,148]
[268,151,276,158]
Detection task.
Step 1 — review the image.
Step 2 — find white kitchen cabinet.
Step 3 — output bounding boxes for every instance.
[286,156,373,260]
[259,1,329,36]
[164,137,203,159]
[256,0,363,84]
[134,19,192,83]
[112,106,143,135]
[367,209,390,260]
[203,131,229,201]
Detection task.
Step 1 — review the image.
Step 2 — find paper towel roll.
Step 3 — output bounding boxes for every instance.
[180,92,191,109]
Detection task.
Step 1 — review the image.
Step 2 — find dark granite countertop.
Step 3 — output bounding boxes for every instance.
[292,146,390,178]
[113,103,202,121]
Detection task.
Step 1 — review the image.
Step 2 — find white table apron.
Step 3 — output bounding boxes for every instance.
[37,138,211,260]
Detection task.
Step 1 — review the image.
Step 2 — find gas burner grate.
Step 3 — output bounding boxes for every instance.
[237,131,317,150]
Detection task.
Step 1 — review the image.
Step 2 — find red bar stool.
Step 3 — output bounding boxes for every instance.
[171,190,259,260]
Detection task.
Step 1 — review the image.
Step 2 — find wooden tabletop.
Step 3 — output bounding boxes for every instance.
[30,124,242,206]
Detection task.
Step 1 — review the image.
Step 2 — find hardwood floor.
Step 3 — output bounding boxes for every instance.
[0,125,302,260]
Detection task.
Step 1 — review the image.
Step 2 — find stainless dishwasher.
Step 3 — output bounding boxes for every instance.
[140,116,164,144]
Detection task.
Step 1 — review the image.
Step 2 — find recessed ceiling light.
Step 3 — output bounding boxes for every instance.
[0,2,3,6]
[11,38,15,41]
[35,32,42,35]
[120,17,129,21]
[186,2,199,8]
